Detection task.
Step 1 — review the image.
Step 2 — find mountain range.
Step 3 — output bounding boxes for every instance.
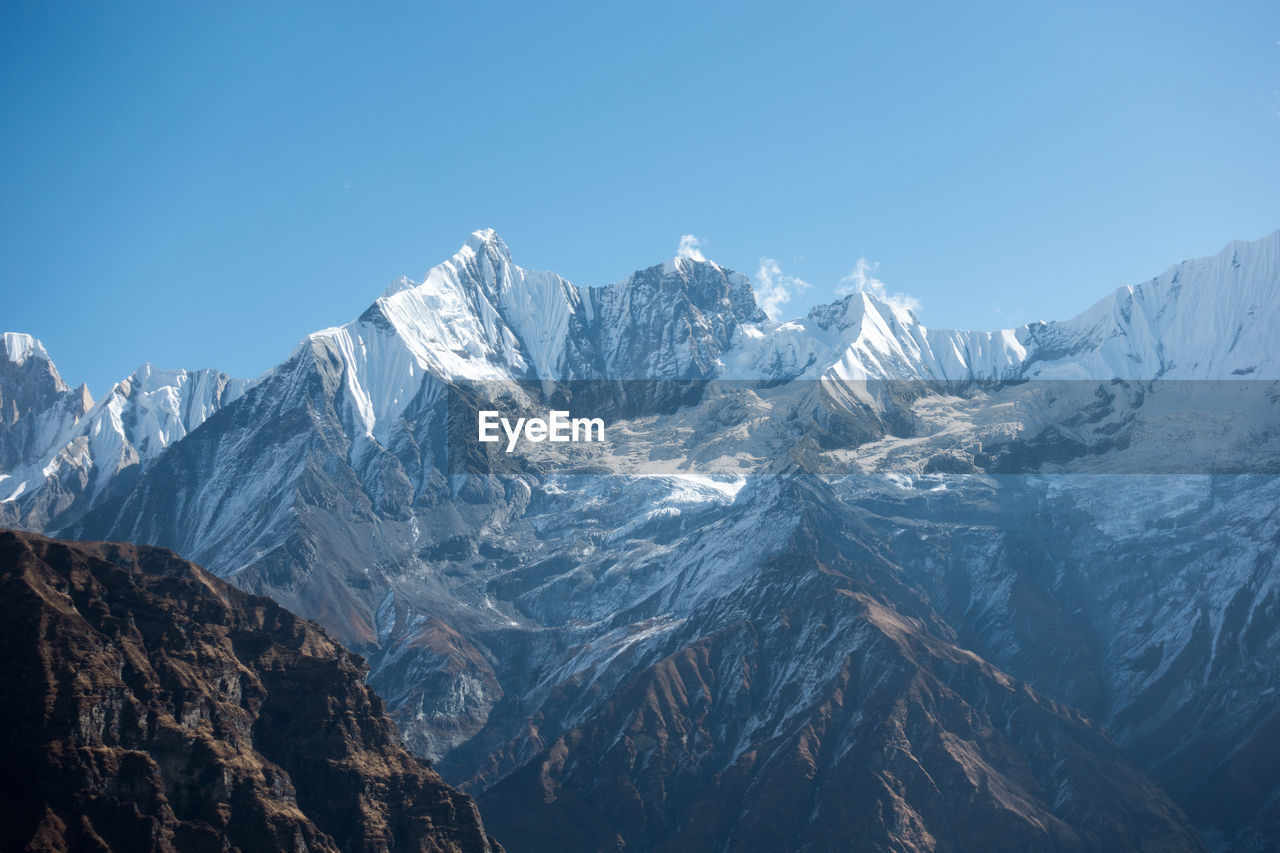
[3,229,1279,851]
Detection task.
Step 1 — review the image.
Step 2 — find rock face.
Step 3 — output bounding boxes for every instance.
[0,529,502,853]
[475,479,1203,853]
[5,229,1280,850]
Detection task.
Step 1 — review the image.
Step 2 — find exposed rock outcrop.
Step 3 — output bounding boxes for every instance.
[0,530,502,853]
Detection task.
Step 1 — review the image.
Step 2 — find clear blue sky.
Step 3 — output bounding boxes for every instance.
[2,1,1278,394]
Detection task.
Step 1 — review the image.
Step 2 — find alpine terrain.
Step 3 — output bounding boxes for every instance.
[4,228,1279,851]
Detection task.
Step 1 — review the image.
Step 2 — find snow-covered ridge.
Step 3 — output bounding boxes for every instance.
[732,229,1280,382]
[5,228,1276,526]
[370,228,763,380]
[375,228,581,380]
[0,339,250,528]
[303,229,561,441]
[2,332,52,368]
[293,228,767,439]
[1020,231,1280,379]
[725,291,1030,382]
[87,364,253,464]
[271,227,1280,448]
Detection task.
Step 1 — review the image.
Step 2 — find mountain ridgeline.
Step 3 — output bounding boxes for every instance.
[3,229,1280,851]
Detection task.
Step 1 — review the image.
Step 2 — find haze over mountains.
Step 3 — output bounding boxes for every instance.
[3,229,1279,851]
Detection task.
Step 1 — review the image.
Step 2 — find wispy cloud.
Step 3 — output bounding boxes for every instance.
[677,234,706,262]
[836,258,921,315]
[754,258,811,320]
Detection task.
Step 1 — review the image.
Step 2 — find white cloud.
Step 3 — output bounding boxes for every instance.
[754,258,811,321]
[677,234,706,262]
[836,258,921,315]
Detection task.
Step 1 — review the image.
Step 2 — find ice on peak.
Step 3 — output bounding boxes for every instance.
[1004,228,1280,380]
[129,362,163,387]
[315,228,582,440]
[379,231,516,300]
[807,291,869,332]
[0,345,247,525]
[858,290,923,330]
[117,363,197,397]
[662,254,723,277]
[462,228,512,261]
[319,227,1280,434]
[2,332,51,366]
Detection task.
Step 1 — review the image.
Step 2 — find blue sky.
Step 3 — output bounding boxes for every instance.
[2,1,1278,394]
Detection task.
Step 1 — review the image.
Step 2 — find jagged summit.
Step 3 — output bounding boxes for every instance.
[661,253,722,276]
[389,228,744,303]
[7,229,1279,851]
[0,333,90,477]
[305,230,768,441]
[462,226,511,257]
[6,227,1279,521]
[1019,227,1280,379]
[0,342,248,530]
[2,332,52,368]
[5,228,1277,518]
[368,228,1280,388]
[725,229,1280,382]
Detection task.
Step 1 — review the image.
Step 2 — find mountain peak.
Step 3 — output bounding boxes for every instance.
[662,254,721,277]
[2,332,50,367]
[461,228,512,262]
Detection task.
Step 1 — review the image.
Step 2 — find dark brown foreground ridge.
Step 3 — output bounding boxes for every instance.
[0,529,502,853]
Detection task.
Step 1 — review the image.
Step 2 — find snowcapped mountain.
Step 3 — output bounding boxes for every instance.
[290,228,766,454]
[0,342,248,531]
[1,333,93,473]
[728,229,1280,383]
[5,228,1280,851]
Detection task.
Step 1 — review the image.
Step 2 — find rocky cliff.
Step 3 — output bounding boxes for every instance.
[0,529,502,853]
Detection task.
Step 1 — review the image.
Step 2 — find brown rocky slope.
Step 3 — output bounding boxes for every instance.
[0,529,502,853]
[470,484,1207,853]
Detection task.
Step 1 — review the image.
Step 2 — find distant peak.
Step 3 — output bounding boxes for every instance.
[378,229,519,300]
[662,254,721,277]
[2,332,50,366]
[461,228,512,261]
